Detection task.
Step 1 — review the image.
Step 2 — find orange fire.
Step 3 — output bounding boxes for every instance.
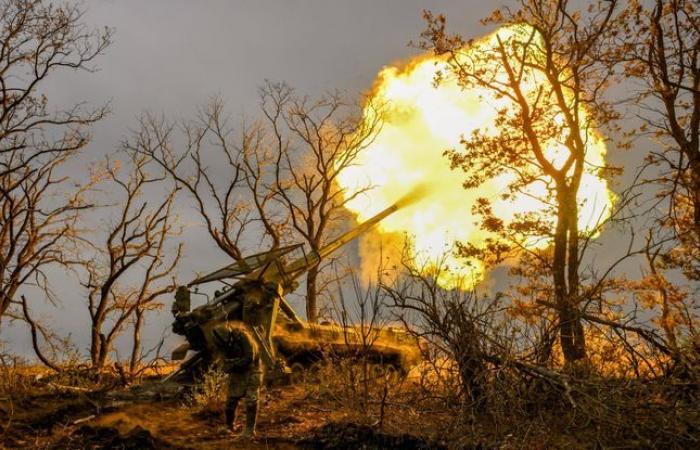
[338,25,614,289]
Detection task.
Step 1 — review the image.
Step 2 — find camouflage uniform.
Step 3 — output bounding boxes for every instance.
[211,323,262,437]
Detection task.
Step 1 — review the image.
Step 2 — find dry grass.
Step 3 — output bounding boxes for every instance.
[188,367,229,414]
[291,355,700,449]
[1,356,698,449]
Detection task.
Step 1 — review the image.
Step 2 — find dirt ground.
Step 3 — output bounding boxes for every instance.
[0,376,445,450]
[5,366,695,449]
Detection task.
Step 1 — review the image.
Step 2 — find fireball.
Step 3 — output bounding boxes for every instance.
[338,25,614,289]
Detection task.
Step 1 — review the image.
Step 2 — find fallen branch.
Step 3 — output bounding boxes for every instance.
[48,382,91,393]
[72,415,95,425]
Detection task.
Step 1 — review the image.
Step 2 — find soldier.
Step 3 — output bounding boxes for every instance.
[211,322,262,439]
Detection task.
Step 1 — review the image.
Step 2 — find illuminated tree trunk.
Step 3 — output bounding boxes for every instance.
[554,187,586,364]
[306,266,319,323]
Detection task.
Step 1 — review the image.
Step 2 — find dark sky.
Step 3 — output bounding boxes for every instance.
[7,1,646,359]
[62,0,504,146]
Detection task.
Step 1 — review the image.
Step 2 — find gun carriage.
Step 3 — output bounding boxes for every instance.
[169,195,422,383]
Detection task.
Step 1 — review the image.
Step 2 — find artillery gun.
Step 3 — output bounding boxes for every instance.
[168,192,423,384]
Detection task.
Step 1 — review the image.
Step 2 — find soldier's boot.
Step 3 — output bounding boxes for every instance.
[238,401,258,439]
[224,397,239,432]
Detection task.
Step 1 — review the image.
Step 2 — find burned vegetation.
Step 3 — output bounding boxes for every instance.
[2,0,700,449]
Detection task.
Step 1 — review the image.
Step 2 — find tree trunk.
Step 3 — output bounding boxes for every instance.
[554,188,586,364]
[90,320,111,370]
[0,284,20,330]
[566,189,586,360]
[0,293,10,331]
[0,297,9,329]
[130,308,144,374]
[98,341,109,369]
[90,323,101,367]
[306,266,319,323]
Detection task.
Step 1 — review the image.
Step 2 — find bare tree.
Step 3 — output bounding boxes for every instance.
[260,82,382,322]
[83,154,180,370]
[622,0,700,281]
[127,103,285,273]
[0,0,111,328]
[422,0,621,365]
[133,88,381,323]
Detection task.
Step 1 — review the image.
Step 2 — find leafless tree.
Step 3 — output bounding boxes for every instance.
[126,103,285,273]
[133,87,381,323]
[82,153,181,370]
[260,81,382,322]
[0,0,111,330]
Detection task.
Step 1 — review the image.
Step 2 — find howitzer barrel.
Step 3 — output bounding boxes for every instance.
[283,203,398,280]
[282,186,426,281]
